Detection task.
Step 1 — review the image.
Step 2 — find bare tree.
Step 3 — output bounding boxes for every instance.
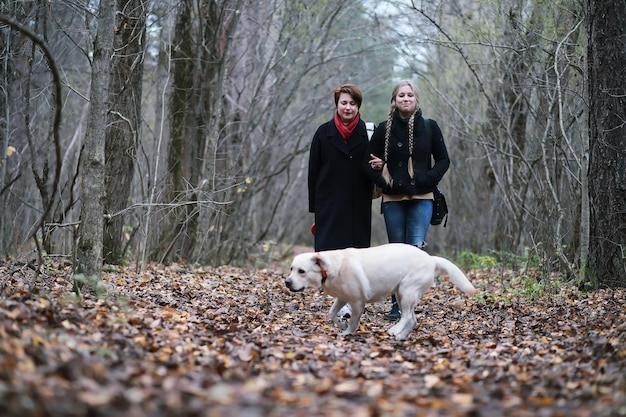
[379,1,588,274]
[145,0,390,265]
[188,0,393,264]
[1,1,93,262]
[103,0,147,264]
[75,0,115,283]
[586,0,626,288]
[149,0,243,263]
[0,10,63,262]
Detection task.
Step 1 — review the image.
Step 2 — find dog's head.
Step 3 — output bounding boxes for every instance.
[285,252,329,292]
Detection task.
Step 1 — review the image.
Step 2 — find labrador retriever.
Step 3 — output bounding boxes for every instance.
[285,243,477,340]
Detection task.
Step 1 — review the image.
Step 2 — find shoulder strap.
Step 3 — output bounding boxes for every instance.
[424,118,432,142]
[365,122,375,140]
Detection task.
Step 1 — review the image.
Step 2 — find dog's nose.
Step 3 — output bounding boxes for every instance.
[285,278,292,289]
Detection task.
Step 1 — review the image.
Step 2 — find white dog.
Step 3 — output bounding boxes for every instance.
[285,243,477,340]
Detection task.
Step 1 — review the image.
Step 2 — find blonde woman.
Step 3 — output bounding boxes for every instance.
[366,80,450,319]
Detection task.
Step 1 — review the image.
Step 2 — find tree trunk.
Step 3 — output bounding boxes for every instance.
[156,0,242,263]
[103,0,146,264]
[586,0,626,288]
[153,0,196,263]
[75,0,115,284]
[140,1,175,269]
[192,0,242,262]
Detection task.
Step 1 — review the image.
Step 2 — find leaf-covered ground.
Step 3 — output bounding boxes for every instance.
[1,257,625,417]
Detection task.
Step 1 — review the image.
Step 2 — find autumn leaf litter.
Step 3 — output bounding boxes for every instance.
[0,260,625,417]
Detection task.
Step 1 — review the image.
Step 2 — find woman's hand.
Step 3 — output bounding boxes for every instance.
[369,154,384,170]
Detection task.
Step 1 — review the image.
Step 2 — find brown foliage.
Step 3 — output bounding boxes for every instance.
[0,259,625,417]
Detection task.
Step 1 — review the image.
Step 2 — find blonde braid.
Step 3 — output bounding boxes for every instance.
[381,109,394,186]
[407,112,415,178]
[383,109,393,160]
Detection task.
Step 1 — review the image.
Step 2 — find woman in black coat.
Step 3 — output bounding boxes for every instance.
[366,79,450,319]
[308,84,373,253]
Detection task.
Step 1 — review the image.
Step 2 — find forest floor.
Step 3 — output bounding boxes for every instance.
[0,253,625,417]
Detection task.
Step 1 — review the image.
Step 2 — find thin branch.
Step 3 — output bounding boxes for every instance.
[0,15,63,240]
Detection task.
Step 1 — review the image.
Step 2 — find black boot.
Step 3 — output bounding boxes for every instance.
[385,294,401,320]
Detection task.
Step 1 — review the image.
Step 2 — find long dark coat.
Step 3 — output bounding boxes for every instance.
[308,118,373,252]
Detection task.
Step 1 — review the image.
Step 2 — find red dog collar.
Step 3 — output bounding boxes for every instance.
[315,253,328,285]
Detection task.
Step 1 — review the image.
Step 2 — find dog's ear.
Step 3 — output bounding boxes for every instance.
[312,252,330,272]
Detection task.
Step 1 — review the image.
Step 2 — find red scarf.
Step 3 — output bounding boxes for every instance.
[334,112,360,141]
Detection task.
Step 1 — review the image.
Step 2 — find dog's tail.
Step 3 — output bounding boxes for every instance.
[432,256,477,296]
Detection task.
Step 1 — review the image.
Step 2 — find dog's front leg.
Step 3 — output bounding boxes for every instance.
[340,302,364,336]
[329,298,348,330]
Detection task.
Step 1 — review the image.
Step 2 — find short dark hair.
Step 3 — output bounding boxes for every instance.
[334,84,363,108]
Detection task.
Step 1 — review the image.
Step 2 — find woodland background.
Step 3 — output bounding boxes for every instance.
[0,1,625,280]
[0,2,625,416]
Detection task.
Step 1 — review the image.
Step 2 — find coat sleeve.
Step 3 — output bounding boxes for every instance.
[364,122,391,190]
[308,126,323,213]
[424,120,450,187]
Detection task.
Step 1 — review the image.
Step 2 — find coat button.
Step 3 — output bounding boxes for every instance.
[398,161,403,167]
[397,142,403,148]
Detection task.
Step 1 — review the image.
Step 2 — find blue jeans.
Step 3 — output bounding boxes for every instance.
[382,199,433,248]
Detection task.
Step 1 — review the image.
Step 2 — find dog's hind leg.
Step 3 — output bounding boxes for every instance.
[387,291,422,340]
[388,312,416,340]
[388,315,417,339]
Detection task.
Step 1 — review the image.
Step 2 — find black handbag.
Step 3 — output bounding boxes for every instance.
[431,187,448,227]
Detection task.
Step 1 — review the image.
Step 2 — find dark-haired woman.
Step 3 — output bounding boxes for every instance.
[308,84,374,318]
[309,84,373,253]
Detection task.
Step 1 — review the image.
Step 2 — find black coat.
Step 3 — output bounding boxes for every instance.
[308,119,373,251]
[366,109,450,195]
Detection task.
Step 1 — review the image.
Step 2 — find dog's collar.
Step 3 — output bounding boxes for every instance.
[315,253,328,285]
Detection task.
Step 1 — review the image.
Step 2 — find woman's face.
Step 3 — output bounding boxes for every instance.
[395,85,417,117]
[336,92,359,124]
